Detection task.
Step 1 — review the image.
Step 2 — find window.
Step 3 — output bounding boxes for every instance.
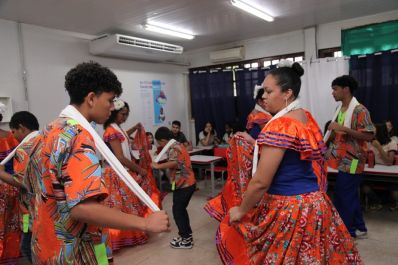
[318,47,342,58]
[189,51,305,98]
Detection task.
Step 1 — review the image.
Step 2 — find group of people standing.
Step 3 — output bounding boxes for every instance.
[0,62,172,264]
[0,58,390,265]
[204,61,381,264]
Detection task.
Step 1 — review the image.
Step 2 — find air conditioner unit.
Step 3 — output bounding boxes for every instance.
[209,47,245,63]
[89,34,186,64]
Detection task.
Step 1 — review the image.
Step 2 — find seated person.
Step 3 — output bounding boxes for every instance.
[198,121,220,146]
[386,120,398,147]
[146,132,157,158]
[171,120,192,150]
[222,122,234,144]
[364,123,398,211]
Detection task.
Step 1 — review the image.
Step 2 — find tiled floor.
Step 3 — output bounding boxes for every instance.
[114,181,398,265]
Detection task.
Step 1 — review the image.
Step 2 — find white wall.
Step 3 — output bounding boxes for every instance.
[0,20,27,118]
[187,10,398,67]
[0,20,190,138]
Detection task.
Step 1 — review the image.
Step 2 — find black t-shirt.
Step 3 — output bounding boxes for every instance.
[171,132,188,144]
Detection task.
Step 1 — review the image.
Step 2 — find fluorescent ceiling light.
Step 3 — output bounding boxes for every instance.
[231,0,274,22]
[144,22,195,40]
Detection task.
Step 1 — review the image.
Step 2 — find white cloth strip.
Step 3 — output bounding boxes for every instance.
[252,100,301,175]
[0,131,39,165]
[60,105,159,211]
[254,104,271,116]
[154,139,176,163]
[323,97,359,142]
[110,123,132,161]
[251,142,259,176]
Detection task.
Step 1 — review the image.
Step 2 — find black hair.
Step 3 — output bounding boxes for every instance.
[9,111,39,131]
[146,132,154,145]
[155,126,172,141]
[0,113,2,123]
[331,75,358,94]
[231,122,245,134]
[172,120,181,127]
[255,88,265,101]
[202,121,216,136]
[103,101,130,129]
[65,61,122,105]
[385,120,397,138]
[268,62,304,98]
[375,123,391,146]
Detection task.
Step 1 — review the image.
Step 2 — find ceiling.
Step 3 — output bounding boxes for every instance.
[0,0,397,51]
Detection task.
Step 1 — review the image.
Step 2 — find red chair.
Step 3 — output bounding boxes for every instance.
[205,147,228,186]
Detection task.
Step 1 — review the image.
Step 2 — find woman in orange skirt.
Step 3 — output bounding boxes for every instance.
[133,127,162,215]
[217,62,361,264]
[204,86,271,222]
[102,100,149,251]
[0,104,21,264]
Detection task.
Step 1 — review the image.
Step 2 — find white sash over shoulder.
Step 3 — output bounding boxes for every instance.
[252,100,301,175]
[0,131,40,165]
[323,97,360,142]
[60,105,159,211]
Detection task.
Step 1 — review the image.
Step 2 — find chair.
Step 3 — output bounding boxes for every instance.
[205,147,228,187]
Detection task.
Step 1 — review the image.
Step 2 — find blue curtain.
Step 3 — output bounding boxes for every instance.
[350,51,398,127]
[190,71,234,143]
[235,68,270,128]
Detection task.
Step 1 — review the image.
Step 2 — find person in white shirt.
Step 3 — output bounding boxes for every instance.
[365,123,398,211]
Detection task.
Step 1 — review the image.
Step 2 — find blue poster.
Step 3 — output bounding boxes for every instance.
[152,80,167,124]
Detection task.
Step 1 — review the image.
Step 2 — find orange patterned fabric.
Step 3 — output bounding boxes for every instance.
[166,142,196,189]
[216,111,361,264]
[0,131,20,264]
[32,118,109,264]
[246,109,272,131]
[102,126,148,251]
[257,111,328,191]
[326,104,375,174]
[204,135,253,221]
[133,128,162,214]
[12,133,44,232]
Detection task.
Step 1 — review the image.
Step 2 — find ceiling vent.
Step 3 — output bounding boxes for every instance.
[89,34,186,64]
[209,47,245,63]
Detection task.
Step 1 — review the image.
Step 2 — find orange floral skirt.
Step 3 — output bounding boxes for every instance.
[217,191,362,265]
[102,167,148,251]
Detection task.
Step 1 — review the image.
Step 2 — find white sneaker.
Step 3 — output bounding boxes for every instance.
[355,230,368,239]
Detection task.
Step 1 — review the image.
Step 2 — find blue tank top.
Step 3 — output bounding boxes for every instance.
[267,149,319,195]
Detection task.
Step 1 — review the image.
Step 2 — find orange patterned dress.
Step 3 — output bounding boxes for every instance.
[204,135,253,221]
[133,128,162,215]
[0,131,20,264]
[102,126,148,251]
[216,111,362,265]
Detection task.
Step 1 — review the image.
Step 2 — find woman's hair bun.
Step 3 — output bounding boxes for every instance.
[291,62,304,77]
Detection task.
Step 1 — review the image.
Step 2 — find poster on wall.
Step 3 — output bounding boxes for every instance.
[138,80,167,128]
[152,80,167,125]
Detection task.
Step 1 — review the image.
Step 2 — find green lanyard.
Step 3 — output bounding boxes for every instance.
[337,111,346,125]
